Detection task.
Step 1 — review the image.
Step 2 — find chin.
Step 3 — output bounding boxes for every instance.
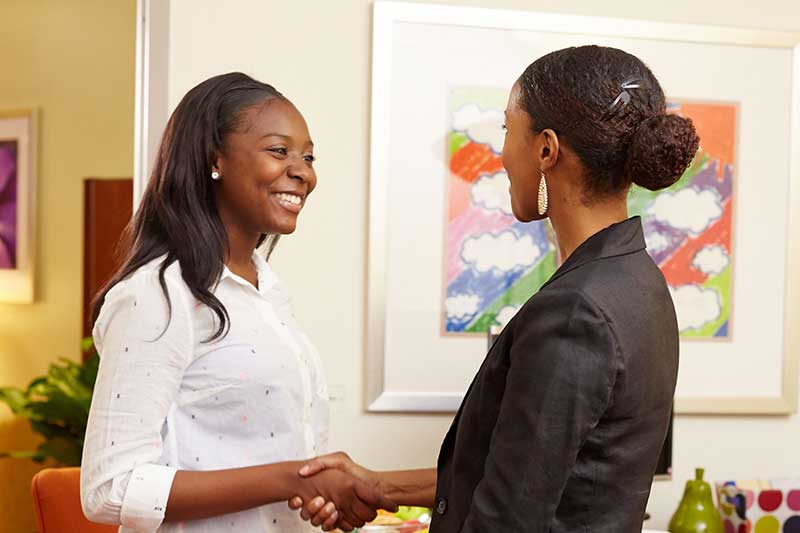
[511,204,540,223]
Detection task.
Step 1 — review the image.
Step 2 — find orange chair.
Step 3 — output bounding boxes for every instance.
[31,467,117,533]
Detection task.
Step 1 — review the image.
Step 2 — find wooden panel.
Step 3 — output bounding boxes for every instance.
[83,179,133,349]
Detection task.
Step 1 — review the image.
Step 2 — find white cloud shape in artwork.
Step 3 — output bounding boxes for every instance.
[692,245,730,276]
[495,305,521,326]
[445,293,481,320]
[471,172,512,214]
[647,188,723,236]
[646,231,670,253]
[461,231,541,273]
[452,103,505,153]
[669,285,722,332]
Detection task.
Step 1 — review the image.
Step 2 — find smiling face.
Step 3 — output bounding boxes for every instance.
[213,97,317,238]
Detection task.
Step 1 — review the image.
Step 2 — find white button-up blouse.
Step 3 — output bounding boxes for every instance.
[80,253,330,532]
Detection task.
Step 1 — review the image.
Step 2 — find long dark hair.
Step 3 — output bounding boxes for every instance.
[92,72,286,341]
[518,46,700,198]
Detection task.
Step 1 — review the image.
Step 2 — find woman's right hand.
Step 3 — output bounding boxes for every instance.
[300,452,379,489]
[290,452,393,530]
[292,466,395,531]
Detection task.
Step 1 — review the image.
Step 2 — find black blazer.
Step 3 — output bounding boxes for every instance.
[431,217,679,533]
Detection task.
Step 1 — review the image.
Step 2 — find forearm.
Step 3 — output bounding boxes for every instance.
[376,468,437,508]
[165,461,304,522]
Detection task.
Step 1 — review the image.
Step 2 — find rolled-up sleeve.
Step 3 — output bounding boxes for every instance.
[80,268,194,532]
[460,289,619,532]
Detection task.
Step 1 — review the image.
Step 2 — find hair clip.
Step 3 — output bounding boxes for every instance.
[601,77,646,121]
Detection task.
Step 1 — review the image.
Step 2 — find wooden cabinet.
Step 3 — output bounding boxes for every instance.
[82,178,133,351]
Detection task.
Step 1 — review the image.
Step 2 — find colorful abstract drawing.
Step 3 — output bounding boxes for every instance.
[0,141,18,270]
[443,88,735,340]
[629,101,736,339]
[444,88,557,334]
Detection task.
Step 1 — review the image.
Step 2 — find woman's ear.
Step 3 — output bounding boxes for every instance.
[539,128,560,172]
[211,151,224,175]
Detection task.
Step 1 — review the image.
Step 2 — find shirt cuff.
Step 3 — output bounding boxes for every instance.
[119,463,178,532]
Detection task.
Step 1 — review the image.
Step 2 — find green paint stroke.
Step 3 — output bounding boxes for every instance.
[628,152,709,216]
[465,250,558,332]
[450,132,469,157]
[680,265,731,338]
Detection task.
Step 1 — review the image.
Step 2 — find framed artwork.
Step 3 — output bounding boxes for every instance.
[365,1,800,414]
[444,94,737,342]
[0,109,37,303]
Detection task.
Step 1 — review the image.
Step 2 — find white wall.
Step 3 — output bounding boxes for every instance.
[162,0,800,528]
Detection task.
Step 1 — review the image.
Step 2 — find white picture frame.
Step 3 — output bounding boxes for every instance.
[366,1,800,415]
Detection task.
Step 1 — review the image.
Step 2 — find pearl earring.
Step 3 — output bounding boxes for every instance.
[537,171,548,216]
[211,171,221,180]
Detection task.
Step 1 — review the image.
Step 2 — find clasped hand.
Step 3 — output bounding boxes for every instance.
[289,452,393,532]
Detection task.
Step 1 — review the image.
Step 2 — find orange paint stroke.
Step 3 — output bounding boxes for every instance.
[449,141,503,185]
[671,103,736,178]
[660,197,733,286]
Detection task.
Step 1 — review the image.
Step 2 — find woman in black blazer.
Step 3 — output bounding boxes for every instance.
[294,45,698,532]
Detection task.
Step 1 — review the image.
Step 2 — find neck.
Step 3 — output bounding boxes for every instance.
[222,220,261,273]
[549,195,629,262]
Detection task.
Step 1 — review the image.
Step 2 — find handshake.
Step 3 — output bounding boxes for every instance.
[287,452,397,532]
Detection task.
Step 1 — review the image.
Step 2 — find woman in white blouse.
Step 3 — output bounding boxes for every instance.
[80,72,393,533]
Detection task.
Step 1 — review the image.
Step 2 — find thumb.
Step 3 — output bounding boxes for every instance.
[298,458,328,477]
[299,454,350,477]
[354,480,398,513]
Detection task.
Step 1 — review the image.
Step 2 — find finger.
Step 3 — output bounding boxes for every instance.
[299,458,327,477]
[339,519,355,532]
[301,496,325,521]
[322,510,339,531]
[351,497,378,524]
[338,507,366,530]
[299,452,350,477]
[311,502,336,527]
[288,496,304,510]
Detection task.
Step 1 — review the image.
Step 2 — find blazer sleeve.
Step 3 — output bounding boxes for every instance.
[460,288,619,532]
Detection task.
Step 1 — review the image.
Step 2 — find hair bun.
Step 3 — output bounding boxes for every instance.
[626,114,700,191]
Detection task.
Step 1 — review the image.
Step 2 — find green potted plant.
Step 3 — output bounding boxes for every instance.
[0,338,99,466]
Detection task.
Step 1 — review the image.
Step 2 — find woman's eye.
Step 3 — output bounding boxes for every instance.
[304,155,316,163]
[268,147,288,156]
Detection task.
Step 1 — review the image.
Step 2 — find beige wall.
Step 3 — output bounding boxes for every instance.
[165,0,800,529]
[0,0,136,531]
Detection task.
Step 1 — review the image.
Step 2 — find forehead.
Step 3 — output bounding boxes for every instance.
[505,82,526,119]
[238,98,310,138]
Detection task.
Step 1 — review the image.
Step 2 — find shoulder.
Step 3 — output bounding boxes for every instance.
[512,286,618,354]
[94,256,193,334]
[519,286,608,324]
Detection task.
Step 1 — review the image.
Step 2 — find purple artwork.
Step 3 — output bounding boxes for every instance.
[0,141,18,269]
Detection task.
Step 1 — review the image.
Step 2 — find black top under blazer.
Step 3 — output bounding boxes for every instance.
[430,217,679,533]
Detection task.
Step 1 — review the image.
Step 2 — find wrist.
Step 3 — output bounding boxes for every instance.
[270,460,307,501]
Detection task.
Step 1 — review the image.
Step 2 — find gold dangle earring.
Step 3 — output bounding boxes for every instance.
[537,170,548,216]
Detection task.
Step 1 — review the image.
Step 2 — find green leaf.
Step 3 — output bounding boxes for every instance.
[28,393,89,431]
[30,420,73,440]
[0,387,31,416]
[1,338,100,466]
[0,450,47,462]
[80,354,100,389]
[81,337,95,354]
[38,437,82,466]
[26,376,47,392]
